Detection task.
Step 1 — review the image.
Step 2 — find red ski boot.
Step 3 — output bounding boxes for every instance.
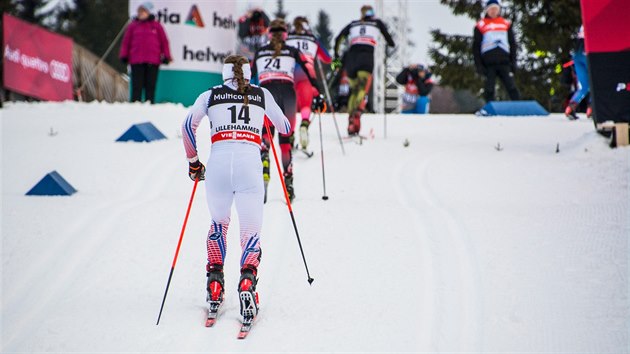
[564,102,579,120]
[237,265,259,338]
[205,263,224,327]
[348,110,362,136]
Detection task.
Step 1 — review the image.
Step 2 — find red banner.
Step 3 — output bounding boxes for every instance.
[580,0,630,53]
[580,0,630,124]
[3,14,73,101]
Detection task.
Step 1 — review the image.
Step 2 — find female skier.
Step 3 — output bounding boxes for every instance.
[181,55,292,331]
[286,16,332,150]
[252,18,324,201]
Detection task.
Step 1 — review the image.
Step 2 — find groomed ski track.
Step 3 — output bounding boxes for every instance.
[2,102,628,353]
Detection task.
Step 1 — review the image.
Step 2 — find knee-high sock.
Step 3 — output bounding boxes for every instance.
[207,220,228,265]
[279,133,293,176]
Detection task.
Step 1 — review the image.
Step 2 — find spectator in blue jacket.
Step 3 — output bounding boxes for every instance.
[396,64,434,114]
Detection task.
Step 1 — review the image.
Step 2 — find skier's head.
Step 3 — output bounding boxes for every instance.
[223,55,252,105]
[269,19,288,58]
[137,1,154,20]
[293,16,310,34]
[251,9,264,22]
[361,5,375,20]
[485,0,501,18]
[411,64,426,72]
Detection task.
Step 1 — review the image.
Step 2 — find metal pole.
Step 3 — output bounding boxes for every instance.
[264,120,315,285]
[77,18,131,96]
[316,59,346,155]
[156,178,200,325]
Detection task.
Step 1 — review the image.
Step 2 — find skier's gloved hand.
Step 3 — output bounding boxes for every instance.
[311,94,326,113]
[188,159,206,181]
[121,57,128,65]
[260,140,269,152]
[331,57,342,70]
[476,65,487,76]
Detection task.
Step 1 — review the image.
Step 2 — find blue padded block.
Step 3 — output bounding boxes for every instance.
[116,122,167,142]
[26,171,77,196]
[477,100,549,116]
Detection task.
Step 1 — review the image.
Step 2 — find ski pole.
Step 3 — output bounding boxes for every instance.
[316,59,346,155]
[383,49,388,139]
[317,110,329,200]
[77,18,131,100]
[264,120,314,285]
[156,178,200,325]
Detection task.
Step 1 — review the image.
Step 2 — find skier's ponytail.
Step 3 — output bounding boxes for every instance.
[224,55,251,106]
[293,17,308,34]
[269,19,288,58]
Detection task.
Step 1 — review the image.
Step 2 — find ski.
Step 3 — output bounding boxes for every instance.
[294,143,314,158]
[342,128,375,145]
[342,135,369,145]
[262,150,270,204]
[205,298,222,327]
[205,309,218,327]
[263,180,269,204]
[298,149,314,158]
[237,317,255,339]
[237,284,258,339]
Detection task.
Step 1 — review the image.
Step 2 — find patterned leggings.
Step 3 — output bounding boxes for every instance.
[347,71,373,114]
[205,143,264,269]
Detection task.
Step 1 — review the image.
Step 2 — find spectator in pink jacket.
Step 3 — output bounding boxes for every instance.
[119,2,172,103]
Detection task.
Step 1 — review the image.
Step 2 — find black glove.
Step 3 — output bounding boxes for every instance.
[188,160,206,181]
[161,57,171,65]
[511,62,517,73]
[476,66,487,76]
[311,94,326,112]
[121,57,128,65]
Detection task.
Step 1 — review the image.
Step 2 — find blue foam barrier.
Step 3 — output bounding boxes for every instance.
[116,122,167,142]
[477,100,549,116]
[26,171,77,196]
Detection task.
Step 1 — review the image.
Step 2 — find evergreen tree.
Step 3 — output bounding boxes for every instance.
[9,0,45,24]
[5,0,129,73]
[313,9,333,79]
[8,0,76,31]
[314,10,333,52]
[430,0,582,112]
[274,0,287,19]
[0,0,14,16]
[61,0,130,73]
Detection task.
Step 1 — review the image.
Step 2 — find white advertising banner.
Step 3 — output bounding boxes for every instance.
[128,1,238,104]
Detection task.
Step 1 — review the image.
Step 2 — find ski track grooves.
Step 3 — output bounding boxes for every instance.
[4,145,178,350]
[395,151,484,352]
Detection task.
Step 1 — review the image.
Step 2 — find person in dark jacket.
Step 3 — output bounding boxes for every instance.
[396,64,434,114]
[236,8,271,62]
[251,19,324,202]
[472,0,520,102]
[119,2,172,103]
[334,5,395,135]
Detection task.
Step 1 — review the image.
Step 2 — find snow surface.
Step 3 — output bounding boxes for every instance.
[2,101,629,353]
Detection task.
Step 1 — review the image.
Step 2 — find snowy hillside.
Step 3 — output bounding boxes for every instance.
[2,101,628,353]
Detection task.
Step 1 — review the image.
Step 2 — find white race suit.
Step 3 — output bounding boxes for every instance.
[182,81,291,269]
